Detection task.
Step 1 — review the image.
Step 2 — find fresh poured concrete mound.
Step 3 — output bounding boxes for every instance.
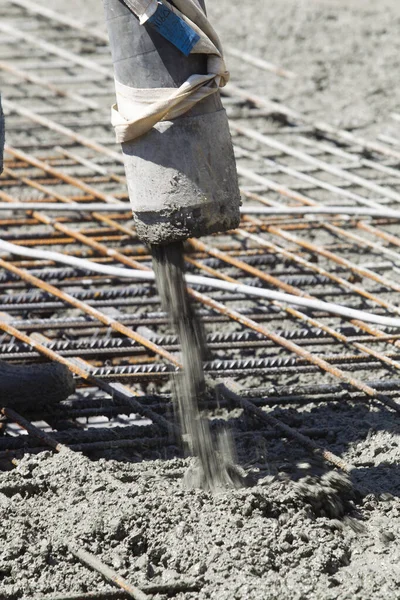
[0,445,399,600]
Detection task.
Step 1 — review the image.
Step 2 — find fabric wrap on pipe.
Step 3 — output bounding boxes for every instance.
[111,0,229,142]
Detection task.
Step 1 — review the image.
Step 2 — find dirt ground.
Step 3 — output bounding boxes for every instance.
[1,1,400,599]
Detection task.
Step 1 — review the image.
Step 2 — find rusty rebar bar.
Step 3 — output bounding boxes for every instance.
[68,545,148,600]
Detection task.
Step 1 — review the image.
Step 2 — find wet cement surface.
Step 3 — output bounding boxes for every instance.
[0,428,399,600]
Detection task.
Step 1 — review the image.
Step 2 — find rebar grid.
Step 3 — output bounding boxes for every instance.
[0,0,400,479]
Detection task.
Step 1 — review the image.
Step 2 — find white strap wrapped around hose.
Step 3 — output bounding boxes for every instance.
[111,0,229,143]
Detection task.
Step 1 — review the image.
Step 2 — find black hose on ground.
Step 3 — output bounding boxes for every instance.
[0,94,75,408]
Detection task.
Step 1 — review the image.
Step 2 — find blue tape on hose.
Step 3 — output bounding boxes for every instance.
[147,2,200,56]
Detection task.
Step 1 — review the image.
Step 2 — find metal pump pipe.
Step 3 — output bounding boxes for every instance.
[102,0,241,245]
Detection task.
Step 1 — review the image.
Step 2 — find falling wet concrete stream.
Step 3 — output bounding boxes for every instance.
[151,241,243,492]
